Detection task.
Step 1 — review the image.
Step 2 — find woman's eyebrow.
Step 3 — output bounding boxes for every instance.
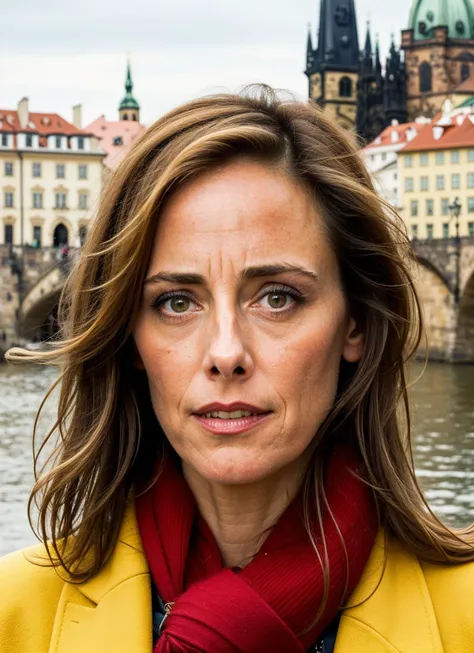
[144,265,318,286]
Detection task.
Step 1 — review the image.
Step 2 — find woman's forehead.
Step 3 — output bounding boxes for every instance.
[149,160,333,273]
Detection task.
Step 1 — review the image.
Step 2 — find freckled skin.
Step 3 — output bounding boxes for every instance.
[133,160,364,488]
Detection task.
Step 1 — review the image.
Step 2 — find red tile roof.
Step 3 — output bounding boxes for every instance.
[86,116,145,169]
[454,77,474,94]
[364,121,425,150]
[402,113,474,152]
[0,110,90,136]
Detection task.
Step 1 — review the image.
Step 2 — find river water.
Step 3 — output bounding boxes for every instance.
[0,362,473,557]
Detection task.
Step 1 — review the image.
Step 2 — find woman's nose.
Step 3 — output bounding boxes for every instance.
[203,312,254,381]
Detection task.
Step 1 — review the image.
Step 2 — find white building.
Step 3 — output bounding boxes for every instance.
[362,119,430,209]
[0,98,105,247]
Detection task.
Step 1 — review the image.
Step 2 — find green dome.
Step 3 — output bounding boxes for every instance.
[119,94,140,111]
[118,62,140,112]
[408,0,474,40]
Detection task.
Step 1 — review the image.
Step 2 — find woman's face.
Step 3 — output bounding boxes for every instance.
[133,159,363,485]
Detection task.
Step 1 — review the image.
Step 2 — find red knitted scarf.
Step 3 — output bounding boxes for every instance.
[136,443,377,653]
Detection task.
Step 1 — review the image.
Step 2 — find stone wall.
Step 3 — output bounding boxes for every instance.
[0,246,20,357]
[413,262,455,361]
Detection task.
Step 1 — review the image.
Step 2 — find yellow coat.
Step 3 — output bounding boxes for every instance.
[0,503,473,653]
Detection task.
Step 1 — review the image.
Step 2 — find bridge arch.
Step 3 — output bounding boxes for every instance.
[413,261,455,361]
[18,261,68,338]
[453,266,474,362]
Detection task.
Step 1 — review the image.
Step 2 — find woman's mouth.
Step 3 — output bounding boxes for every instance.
[193,408,272,435]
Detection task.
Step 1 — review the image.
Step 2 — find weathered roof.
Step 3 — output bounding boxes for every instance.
[407,0,474,41]
[86,115,145,169]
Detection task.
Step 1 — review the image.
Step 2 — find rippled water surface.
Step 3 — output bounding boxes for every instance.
[0,362,473,556]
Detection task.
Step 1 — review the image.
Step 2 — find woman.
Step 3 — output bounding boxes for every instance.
[1,86,473,653]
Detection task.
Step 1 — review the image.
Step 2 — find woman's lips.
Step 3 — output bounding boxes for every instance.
[193,413,271,435]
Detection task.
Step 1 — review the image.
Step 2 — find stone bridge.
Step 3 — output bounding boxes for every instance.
[1,239,474,362]
[0,246,77,355]
[412,237,474,362]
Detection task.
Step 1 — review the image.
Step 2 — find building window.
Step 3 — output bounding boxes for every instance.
[405,177,414,192]
[4,162,13,176]
[420,176,429,191]
[436,175,445,190]
[468,197,474,213]
[4,224,13,244]
[435,152,445,165]
[462,63,470,82]
[113,136,123,146]
[469,149,474,162]
[55,136,62,149]
[420,153,429,166]
[426,199,434,216]
[441,198,449,215]
[33,225,42,247]
[78,193,88,210]
[5,191,14,207]
[382,152,387,161]
[25,134,33,147]
[443,223,449,238]
[78,164,87,179]
[77,136,85,150]
[426,224,433,240]
[468,172,474,188]
[451,150,460,164]
[56,164,65,179]
[1,134,8,147]
[411,224,418,239]
[32,162,41,178]
[420,62,432,93]
[55,192,67,209]
[452,173,461,190]
[404,155,413,168]
[411,200,418,216]
[469,221,474,236]
[32,192,43,209]
[339,76,352,98]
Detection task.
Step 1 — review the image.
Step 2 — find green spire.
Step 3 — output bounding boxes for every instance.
[408,0,474,41]
[119,61,140,112]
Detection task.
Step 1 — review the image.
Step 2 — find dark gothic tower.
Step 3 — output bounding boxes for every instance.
[384,36,408,125]
[305,0,360,130]
[355,25,407,143]
[356,24,385,142]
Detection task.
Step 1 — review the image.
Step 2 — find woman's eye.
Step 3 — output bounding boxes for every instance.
[260,290,296,310]
[155,294,197,315]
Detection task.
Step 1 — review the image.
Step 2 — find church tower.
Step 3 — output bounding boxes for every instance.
[305,0,360,130]
[356,24,386,142]
[402,0,474,118]
[384,36,408,126]
[119,61,140,122]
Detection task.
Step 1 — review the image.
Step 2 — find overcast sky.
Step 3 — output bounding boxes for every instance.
[1,0,414,127]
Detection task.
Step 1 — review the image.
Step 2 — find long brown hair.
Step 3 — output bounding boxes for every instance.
[7,85,474,582]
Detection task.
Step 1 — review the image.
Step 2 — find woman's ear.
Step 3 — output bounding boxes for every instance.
[342,317,365,363]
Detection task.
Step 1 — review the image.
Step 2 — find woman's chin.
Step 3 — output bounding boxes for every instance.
[188,450,275,486]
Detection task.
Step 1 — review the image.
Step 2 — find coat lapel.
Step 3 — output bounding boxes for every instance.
[49,502,152,653]
[335,530,445,653]
[47,507,446,653]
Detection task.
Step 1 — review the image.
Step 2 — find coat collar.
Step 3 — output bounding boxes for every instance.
[48,503,445,653]
[49,501,152,653]
[336,530,445,653]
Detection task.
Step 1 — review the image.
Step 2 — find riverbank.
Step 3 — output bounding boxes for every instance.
[1,361,473,556]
